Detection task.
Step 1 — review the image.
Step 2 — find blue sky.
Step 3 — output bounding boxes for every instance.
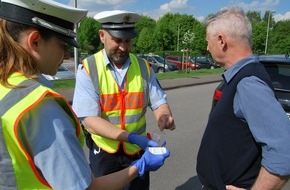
[54,0,289,22]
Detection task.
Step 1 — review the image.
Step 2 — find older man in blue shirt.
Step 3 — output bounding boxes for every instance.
[197,7,290,190]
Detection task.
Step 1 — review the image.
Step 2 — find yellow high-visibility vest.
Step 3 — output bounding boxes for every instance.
[0,72,84,189]
[83,50,150,155]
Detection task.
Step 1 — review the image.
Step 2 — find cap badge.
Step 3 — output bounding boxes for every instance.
[123,14,131,25]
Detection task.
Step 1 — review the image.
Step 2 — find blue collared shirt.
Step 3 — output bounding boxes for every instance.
[224,55,290,175]
[72,50,167,119]
[23,77,92,189]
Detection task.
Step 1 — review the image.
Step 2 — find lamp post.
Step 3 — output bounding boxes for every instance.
[177,24,180,51]
[74,0,79,74]
[265,10,276,54]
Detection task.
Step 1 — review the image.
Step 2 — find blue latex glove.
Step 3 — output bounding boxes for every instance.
[128,133,158,150]
[131,148,170,176]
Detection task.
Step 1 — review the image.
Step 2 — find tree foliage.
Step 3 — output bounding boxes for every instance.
[77,17,101,54]
[137,27,156,53]
[77,11,289,56]
[134,16,157,53]
[271,20,290,54]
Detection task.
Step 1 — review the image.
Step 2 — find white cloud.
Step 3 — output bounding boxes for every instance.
[232,0,279,12]
[70,0,134,5]
[160,0,188,12]
[222,0,284,22]
[69,0,135,12]
[66,0,194,21]
[89,0,130,5]
[230,0,290,22]
[274,12,290,21]
[196,16,205,22]
[143,0,191,20]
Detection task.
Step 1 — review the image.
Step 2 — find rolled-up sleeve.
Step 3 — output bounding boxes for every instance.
[148,71,167,110]
[234,76,290,176]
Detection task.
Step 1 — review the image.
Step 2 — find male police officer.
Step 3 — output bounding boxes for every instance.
[73,10,175,189]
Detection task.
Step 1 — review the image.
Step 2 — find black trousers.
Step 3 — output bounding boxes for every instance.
[89,143,150,190]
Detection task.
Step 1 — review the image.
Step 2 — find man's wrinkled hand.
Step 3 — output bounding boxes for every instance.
[158,114,176,131]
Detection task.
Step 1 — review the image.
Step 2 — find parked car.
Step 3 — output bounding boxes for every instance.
[138,54,178,73]
[212,54,290,119]
[42,65,75,81]
[260,54,290,119]
[166,55,200,71]
[190,56,220,69]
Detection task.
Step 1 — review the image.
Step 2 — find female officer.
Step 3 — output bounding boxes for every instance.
[0,0,169,189]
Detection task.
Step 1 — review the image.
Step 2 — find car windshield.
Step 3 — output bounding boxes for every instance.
[263,62,290,91]
[153,56,165,62]
[260,55,290,118]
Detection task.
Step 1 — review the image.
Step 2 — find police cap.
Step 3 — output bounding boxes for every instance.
[0,0,88,47]
[94,10,141,39]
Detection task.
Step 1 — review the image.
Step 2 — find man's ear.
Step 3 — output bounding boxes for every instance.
[218,34,227,51]
[99,29,105,43]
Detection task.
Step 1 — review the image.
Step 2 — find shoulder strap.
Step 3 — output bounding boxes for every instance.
[0,80,40,116]
[136,56,150,96]
[86,55,100,94]
[0,79,40,188]
[133,55,151,107]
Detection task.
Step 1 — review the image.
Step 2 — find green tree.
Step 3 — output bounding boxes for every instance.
[182,30,195,49]
[135,16,156,34]
[270,20,290,54]
[247,11,262,23]
[137,27,156,53]
[245,11,266,54]
[189,22,206,55]
[252,22,267,54]
[175,14,206,55]
[75,11,289,57]
[78,17,101,54]
[134,16,157,53]
[155,13,177,51]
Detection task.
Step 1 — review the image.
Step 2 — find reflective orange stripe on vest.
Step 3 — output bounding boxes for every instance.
[101,92,144,112]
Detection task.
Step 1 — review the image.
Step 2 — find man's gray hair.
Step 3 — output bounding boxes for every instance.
[205,7,252,47]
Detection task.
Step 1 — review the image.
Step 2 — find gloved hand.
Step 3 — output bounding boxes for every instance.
[131,148,170,176]
[128,133,158,150]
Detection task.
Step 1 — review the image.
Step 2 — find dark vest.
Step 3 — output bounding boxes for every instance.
[197,62,274,189]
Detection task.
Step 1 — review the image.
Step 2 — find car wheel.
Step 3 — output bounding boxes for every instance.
[157,68,165,73]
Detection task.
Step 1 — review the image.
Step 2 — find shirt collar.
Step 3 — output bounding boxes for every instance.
[38,74,54,88]
[103,49,131,69]
[223,54,258,83]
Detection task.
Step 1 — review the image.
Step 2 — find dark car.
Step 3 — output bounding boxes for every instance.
[138,54,178,73]
[190,56,220,69]
[212,54,290,119]
[42,65,75,81]
[259,54,290,119]
[166,55,201,71]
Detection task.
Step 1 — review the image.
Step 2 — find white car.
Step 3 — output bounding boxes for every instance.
[42,65,75,81]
